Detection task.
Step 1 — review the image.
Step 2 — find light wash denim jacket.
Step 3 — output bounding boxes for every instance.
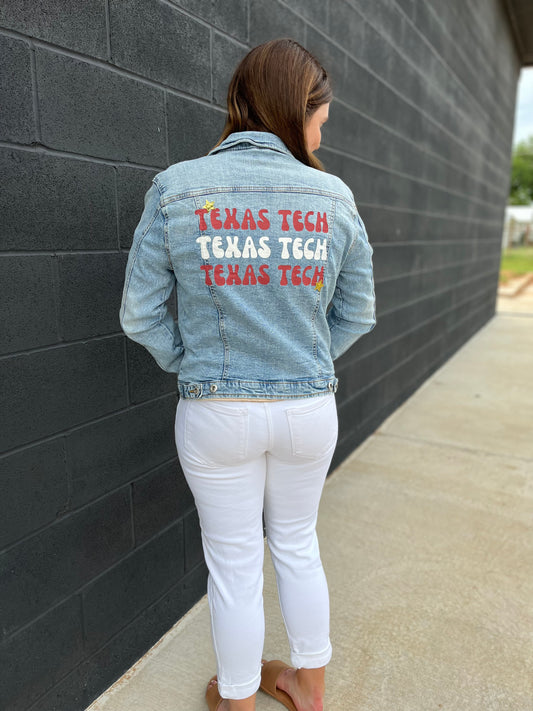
[119,131,376,399]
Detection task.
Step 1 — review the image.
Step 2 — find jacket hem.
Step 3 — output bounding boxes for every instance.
[177,377,338,399]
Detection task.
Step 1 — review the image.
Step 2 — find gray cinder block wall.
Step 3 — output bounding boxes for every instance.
[0,1,522,709]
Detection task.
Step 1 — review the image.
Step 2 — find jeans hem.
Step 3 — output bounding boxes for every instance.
[217,669,262,700]
[290,641,333,669]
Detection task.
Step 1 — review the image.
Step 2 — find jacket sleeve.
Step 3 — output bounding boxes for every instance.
[119,180,184,374]
[327,211,377,361]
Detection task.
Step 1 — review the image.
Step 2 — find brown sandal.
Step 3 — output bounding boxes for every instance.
[206,675,224,711]
[260,660,298,711]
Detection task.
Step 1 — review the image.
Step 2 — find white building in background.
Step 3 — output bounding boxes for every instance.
[502,205,533,248]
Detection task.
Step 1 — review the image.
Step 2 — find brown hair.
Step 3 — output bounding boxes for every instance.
[212,38,332,171]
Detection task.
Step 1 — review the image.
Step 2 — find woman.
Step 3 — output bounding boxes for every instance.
[120,38,376,711]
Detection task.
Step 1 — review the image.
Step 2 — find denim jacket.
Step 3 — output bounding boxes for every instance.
[119,131,376,399]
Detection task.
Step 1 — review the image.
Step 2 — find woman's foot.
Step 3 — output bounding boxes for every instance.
[274,665,325,711]
[206,678,226,711]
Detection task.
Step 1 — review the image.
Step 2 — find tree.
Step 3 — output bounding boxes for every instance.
[509,135,533,205]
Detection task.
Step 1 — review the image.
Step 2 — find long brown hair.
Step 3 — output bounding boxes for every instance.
[212,38,332,171]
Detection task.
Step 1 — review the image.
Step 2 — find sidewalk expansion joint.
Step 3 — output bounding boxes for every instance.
[374,430,533,464]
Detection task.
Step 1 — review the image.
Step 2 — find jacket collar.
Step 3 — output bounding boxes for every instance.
[208,131,293,158]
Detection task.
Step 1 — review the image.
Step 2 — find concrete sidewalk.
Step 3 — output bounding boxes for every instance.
[88,294,533,711]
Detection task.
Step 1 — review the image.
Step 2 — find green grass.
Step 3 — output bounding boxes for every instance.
[499,246,533,284]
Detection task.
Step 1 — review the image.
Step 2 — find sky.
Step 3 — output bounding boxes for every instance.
[512,66,533,147]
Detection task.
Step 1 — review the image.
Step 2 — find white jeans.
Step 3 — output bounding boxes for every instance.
[174,394,338,700]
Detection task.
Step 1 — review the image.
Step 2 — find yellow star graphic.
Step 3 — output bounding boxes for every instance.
[203,199,215,212]
[314,280,324,292]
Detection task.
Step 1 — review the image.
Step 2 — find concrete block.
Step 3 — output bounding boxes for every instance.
[82,522,184,652]
[33,565,208,711]
[126,338,177,404]
[324,102,417,178]
[312,147,353,197]
[372,269,421,315]
[167,94,224,163]
[409,0,447,59]
[0,596,84,711]
[0,34,34,144]
[337,343,387,398]
[0,256,58,355]
[410,2,510,171]
[109,0,211,100]
[304,26,348,100]
[418,4,478,105]
[397,3,432,67]
[419,153,463,199]
[132,461,194,545]
[347,0,404,48]
[339,55,379,115]
[337,201,384,243]
[286,0,328,25]
[366,291,436,346]
[183,507,204,572]
[445,300,493,357]
[335,377,386,455]
[36,48,167,165]
[0,337,127,452]
[373,79,424,145]
[345,159,399,207]
[0,149,117,251]
[393,0,416,20]
[359,19,395,80]
[0,439,68,549]
[249,0,306,45]
[66,395,178,508]
[117,167,157,250]
[212,33,248,107]
[177,0,248,42]
[179,559,208,610]
[58,252,126,340]
[328,2,366,57]
[0,488,132,639]
[0,0,108,58]
[343,318,443,401]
